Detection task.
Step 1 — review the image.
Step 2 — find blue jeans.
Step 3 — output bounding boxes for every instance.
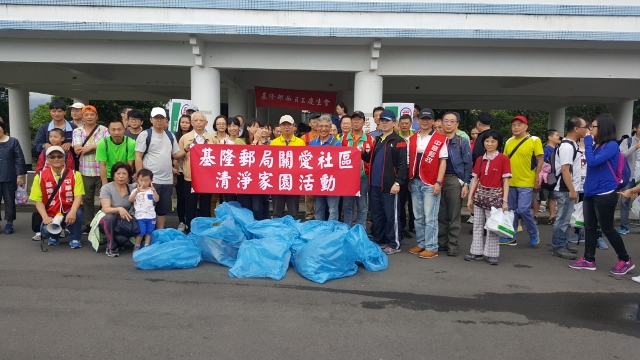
[411,179,440,252]
[41,207,84,241]
[342,177,368,226]
[507,187,538,239]
[315,196,340,221]
[619,179,634,229]
[551,191,574,249]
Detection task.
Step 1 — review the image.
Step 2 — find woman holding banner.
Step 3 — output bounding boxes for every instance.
[237,120,272,220]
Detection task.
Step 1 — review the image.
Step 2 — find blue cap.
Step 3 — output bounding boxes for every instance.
[379,109,396,121]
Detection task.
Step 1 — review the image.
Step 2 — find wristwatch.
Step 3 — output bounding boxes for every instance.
[435,179,443,185]
[393,182,400,186]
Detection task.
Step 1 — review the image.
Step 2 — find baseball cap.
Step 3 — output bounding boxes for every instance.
[351,111,365,119]
[418,108,435,119]
[279,115,295,124]
[46,146,65,156]
[511,115,528,125]
[81,105,97,114]
[150,107,167,118]
[379,110,396,121]
[185,104,199,112]
[70,102,85,109]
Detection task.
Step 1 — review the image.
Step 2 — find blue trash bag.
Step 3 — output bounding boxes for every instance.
[346,224,388,272]
[150,228,190,245]
[298,220,346,241]
[196,236,239,267]
[133,240,202,270]
[246,216,300,239]
[291,231,358,284]
[190,216,246,245]
[228,236,292,280]
[214,201,255,237]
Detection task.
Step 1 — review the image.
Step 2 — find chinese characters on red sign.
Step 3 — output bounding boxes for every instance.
[190,145,362,196]
[254,86,338,113]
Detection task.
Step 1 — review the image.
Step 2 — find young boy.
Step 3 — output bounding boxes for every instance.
[35,128,75,173]
[128,169,159,251]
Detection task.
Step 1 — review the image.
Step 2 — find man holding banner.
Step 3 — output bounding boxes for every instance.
[271,115,306,219]
[309,115,342,221]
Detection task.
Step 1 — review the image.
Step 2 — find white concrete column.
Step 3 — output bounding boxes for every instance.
[611,99,637,138]
[548,107,566,136]
[353,71,383,117]
[190,66,220,133]
[228,87,247,119]
[8,88,32,167]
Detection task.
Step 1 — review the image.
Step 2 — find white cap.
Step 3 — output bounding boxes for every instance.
[279,115,295,125]
[70,102,85,109]
[185,104,199,112]
[150,107,167,118]
[46,146,65,156]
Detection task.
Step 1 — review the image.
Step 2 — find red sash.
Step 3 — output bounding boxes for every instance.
[408,131,448,185]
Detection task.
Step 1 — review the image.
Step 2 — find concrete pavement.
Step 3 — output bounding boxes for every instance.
[1,212,638,360]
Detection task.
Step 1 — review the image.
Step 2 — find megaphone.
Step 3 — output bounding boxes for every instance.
[46,213,64,235]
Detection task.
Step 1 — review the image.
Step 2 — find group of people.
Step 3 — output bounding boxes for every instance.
[0,100,636,283]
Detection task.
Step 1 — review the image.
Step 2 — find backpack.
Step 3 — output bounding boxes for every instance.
[143,128,175,157]
[543,140,577,191]
[606,151,631,190]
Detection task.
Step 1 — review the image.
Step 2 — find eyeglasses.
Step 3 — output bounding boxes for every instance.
[591,125,598,128]
[442,120,458,124]
[47,155,64,159]
[578,125,591,129]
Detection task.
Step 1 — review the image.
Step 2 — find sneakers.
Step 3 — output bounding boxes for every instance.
[4,223,14,234]
[105,248,120,257]
[529,235,540,247]
[464,254,483,261]
[47,238,60,246]
[597,237,609,250]
[408,246,425,254]
[177,222,186,233]
[467,215,474,224]
[610,259,635,275]
[517,225,523,232]
[632,276,640,284]
[552,247,577,260]
[499,237,516,246]
[32,232,42,241]
[59,227,67,238]
[569,258,596,270]
[382,246,401,255]
[568,233,580,244]
[418,250,438,259]
[485,257,499,265]
[447,248,459,257]
[69,240,82,249]
[548,217,556,225]
[618,227,629,235]
[133,244,141,253]
[82,225,90,235]
[565,244,578,254]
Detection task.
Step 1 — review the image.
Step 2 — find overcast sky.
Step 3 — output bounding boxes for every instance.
[29,92,52,110]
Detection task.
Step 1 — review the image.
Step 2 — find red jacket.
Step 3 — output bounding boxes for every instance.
[408,131,448,185]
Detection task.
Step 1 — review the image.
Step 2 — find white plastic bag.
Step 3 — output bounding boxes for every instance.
[631,197,640,218]
[570,202,584,228]
[484,207,515,238]
[15,184,28,204]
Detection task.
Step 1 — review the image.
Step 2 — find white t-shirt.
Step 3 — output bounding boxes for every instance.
[135,130,180,185]
[634,148,640,183]
[134,188,156,219]
[554,139,581,192]
[416,132,448,158]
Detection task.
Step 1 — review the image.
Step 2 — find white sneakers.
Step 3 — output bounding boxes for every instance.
[633,276,640,284]
[178,222,186,233]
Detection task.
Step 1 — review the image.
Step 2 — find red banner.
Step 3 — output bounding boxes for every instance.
[190,145,361,196]
[255,86,337,113]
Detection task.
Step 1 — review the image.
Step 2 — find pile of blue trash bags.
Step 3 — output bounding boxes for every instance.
[132,201,388,283]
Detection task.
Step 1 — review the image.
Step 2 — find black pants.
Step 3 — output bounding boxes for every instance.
[0,181,17,222]
[272,195,300,219]
[370,186,401,249]
[398,184,414,231]
[99,214,131,251]
[583,192,629,262]
[175,174,187,223]
[184,180,212,231]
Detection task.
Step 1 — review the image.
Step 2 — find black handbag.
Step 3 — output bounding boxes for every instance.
[114,214,140,238]
[31,169,69,233]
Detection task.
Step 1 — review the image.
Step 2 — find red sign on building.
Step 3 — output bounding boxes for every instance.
[254,86,337,113]
[190,145,362,196]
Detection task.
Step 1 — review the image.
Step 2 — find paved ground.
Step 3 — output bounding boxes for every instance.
[1,211,639,360]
